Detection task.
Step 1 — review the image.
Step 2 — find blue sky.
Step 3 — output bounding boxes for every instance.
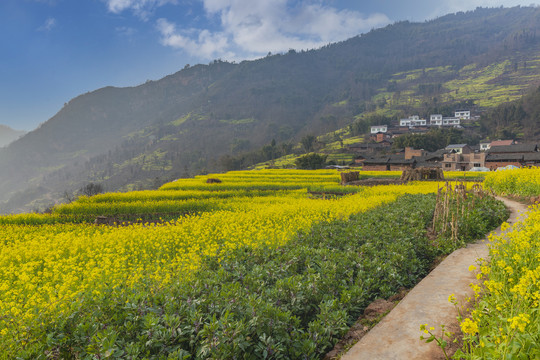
[1,0,538,130]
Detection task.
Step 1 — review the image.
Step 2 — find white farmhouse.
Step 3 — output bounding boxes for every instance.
[442,117,460,126]
[430,114,443,126]
[400,115,426,127]
[455,110,471,120]
[370,125,388,134]
[479,142,490,151]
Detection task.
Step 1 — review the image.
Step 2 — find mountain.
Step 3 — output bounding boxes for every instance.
[0,125,26,148]
[3,6,540,213]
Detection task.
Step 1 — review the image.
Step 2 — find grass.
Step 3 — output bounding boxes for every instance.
[219,118,256,125]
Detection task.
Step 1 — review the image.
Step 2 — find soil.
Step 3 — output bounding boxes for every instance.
[324,289,410,360]
[346,178,405,186]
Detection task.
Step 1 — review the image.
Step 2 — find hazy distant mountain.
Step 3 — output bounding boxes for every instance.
[2,6,540,213]
[0,125,26,148]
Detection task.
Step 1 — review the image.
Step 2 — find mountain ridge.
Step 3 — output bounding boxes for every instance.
[3,6,540,213]
[0,125,26,148]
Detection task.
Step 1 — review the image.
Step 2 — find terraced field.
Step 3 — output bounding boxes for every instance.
[0,169,507,358]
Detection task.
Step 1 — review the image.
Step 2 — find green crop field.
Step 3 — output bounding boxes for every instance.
[0,169,514,358]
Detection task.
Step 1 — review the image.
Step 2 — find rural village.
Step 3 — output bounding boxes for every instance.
[349,110,540,171]
[4,5,540,359]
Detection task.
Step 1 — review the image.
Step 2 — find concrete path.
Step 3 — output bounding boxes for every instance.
[341,197,528,360]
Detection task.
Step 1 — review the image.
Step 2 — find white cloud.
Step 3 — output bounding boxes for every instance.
[38,17,57,32]
[105,0,177,20]
[156,18,233,59]
[157,0,390,60]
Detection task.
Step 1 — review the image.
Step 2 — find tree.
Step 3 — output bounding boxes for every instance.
[79,183,104,197]
[392,128,470,152]
[301,135,317,153]
[295,153,328,170]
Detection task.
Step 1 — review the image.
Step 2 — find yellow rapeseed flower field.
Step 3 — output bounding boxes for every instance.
[484,167,540,197]
[457,168,540,358]
[0,169,442,351]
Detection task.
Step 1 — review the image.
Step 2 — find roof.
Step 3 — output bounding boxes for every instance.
[446,144,468,149]
[485,153,523,161]
[488,143,538,154]
[431,149,449,157]
[387,155,414,165]
[523,153,540,161]
[418,154,444,162]
[362,155,414,165]
[489,140,514,147]
[362,156,390,165]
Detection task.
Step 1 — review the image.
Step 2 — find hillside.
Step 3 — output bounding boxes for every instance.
[3,6,540,213]
[0,125,26,148]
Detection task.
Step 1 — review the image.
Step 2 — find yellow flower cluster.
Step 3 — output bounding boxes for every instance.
[484,167,540,197]
[0,169,443,350]
[460,202,540,357]
[461,318,479,335]
[507,313,530,332]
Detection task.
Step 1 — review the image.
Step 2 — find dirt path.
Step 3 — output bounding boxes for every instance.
[341,197,529,360]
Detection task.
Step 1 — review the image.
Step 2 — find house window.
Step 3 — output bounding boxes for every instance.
[473,163,481,167]
[444,163,452,168]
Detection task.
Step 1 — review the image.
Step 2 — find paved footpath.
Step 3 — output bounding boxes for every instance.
[341,197,529,360]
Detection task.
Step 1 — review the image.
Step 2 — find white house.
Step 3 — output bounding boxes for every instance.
[455,110,471,120]
[430,114,443,126]
[428,114,460,127]
[480,142,490,151]
[370,125,388,134]
[442,117,460,126]
[445,144,469,154]
[400,115,426,127]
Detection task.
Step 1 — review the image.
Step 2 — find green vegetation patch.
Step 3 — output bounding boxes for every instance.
[171,112,208,126]
[171,113,190,126]
[219,118,256,125]
[26,192,507,359]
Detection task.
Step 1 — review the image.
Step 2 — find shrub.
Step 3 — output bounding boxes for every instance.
[295,153,328,170]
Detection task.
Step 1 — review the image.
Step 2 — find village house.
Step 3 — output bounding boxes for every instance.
[370,132,393,143]
[429,114,461,127]
[489,139,515,148]
[445,144,471,155]
[442,117,461,126]
[347,142,390,154]
[399,115,426,127]
[359,147,443,171]
[429,114,443,126]
[485,143,539,170]
[454,110,471,119]
[361,155,416,171]
[370,125,388,134]
[442,144,485,171]
[404,147,427,159]
[523,153,540,167]
[415,151,446,168]
[479,139,515,151]
[389,128,410,138]
[401,110,470,129]
[479,142,490,151]
[382,111,469,143]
